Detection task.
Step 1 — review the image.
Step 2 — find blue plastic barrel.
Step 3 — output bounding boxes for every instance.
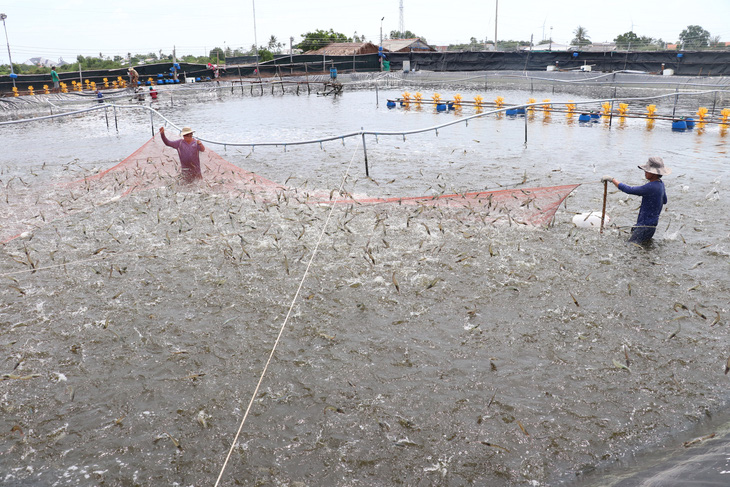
[9,73,17,79]
[436,103,447,111]
[447,102,454,110]
[685,118,695,129]
[330,68,337,79]
[516,107,526,114]
[578,113,591,122]
[672,120,687,131]
[590,112,600,119]
[158,74,163,78]
[387,100,396,108]
[146,80,151,85]
[196,77,201,82]
[505,108,517,116]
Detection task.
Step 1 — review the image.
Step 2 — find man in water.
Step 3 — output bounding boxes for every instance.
[159,127,205,183]
[128,67,139,86]
[602,156,671,245]
[50,66,60,93]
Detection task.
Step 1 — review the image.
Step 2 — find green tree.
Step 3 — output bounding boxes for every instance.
[389,30,424,42]
[571,26,591,46]
[209,47,225,61]
[614,31,656,50]
[296,29,350,52]
[267,35,282,52]
[679,25,710,49]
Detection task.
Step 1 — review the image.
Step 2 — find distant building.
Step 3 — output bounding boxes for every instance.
[307,42,380,56]
[582,43,617,52]
[523,43,571,52]
[380,38,435,52]
[666,44,678,50]
[25,57,68,67]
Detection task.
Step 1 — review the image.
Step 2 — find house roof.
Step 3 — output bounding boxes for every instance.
[380,38,435,52]
[307,42,380,56]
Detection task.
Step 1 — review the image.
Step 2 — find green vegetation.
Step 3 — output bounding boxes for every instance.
[613,32,665,50]
[679,25,711,49]
[296,29,350,52]
[571,26,591,47]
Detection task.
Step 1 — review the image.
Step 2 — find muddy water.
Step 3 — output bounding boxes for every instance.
[1,80,729,486]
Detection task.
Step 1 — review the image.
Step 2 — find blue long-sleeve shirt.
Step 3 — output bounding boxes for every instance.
[618,180,667,228]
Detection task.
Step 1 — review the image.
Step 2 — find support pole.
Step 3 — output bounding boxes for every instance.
[524,108,528,144]
[361,129,369,177]
[150,110,154,137]
[104,106,109,130]
[600,180,608,234]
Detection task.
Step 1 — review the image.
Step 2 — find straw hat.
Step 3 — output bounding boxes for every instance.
[180,127,194,136]
[638,156,671,175]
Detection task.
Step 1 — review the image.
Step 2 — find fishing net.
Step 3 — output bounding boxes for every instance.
[1,137,283,243]
[1,137,579,243]
[323,185,580,226]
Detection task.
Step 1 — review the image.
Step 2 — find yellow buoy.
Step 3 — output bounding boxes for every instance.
[43,84,50,94]
[103,77,109,88]
[474,95,483,106]
[453,94,462,106]
[565,101,576,113]
[432,93,441,104]
[12,86,18,97]
[721,108,730,124]
[28,85,35,95]
[646,105,657,118]
[495,96,504,107]
[527,98,536,111]
[414,92,423,103]
[601,102,611,116]
[697,107,708,121]
[542,99,551,111]
[60,82,68,93]
[618,103,629,115]
[402,91,411,104]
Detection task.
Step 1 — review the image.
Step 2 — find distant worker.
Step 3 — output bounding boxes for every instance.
[128,67,139,86]
[96,88,104,103]
[159,126,205,183]
[149,86,158,100]
[602,156,671,245]
[50,66,60,93]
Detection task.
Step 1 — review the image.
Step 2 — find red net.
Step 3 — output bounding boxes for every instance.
[1,138,578,243]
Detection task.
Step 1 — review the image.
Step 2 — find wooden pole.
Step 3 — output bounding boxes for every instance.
[600,180,608,234]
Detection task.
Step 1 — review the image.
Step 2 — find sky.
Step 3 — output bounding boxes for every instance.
[1,0,729,64]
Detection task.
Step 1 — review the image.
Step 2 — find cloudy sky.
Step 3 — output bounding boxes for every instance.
[1,0,728,63]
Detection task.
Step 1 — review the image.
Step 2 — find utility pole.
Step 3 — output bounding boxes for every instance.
[0,13,15,88]
[494,0,498,51]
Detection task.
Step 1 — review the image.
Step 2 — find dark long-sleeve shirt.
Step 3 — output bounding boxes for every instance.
[160,132,203,182]
[618,180,667,228]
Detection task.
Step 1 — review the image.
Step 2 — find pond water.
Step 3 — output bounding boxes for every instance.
[1,78,729,486]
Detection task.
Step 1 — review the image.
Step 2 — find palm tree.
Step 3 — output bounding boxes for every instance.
[572,26,591,46]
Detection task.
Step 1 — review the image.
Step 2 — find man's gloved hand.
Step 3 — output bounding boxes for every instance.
[601,175,613,183]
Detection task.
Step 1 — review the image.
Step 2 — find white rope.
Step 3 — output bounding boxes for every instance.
[213,137,362,487]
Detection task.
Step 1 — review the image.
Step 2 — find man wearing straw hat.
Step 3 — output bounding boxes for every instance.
[159,126,205,183]
[602,156,671,245]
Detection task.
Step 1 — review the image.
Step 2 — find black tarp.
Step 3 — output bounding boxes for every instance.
[385,50,730,76]
[3,50,730,93]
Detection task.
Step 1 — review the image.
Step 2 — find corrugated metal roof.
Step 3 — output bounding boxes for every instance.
[380,38,434,52]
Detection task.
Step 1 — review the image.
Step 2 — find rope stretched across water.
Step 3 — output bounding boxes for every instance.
[212,137,363,487]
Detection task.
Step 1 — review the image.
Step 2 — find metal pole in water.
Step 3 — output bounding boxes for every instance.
[104,106,109,130]
[671,87,679,119]
[711,90,717,117]
[376,84,379,107]
[524,109,528,144]
[361,129,369,177]
[113,105,118,133]
[150,110,154,137]
[600,180,608,234]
